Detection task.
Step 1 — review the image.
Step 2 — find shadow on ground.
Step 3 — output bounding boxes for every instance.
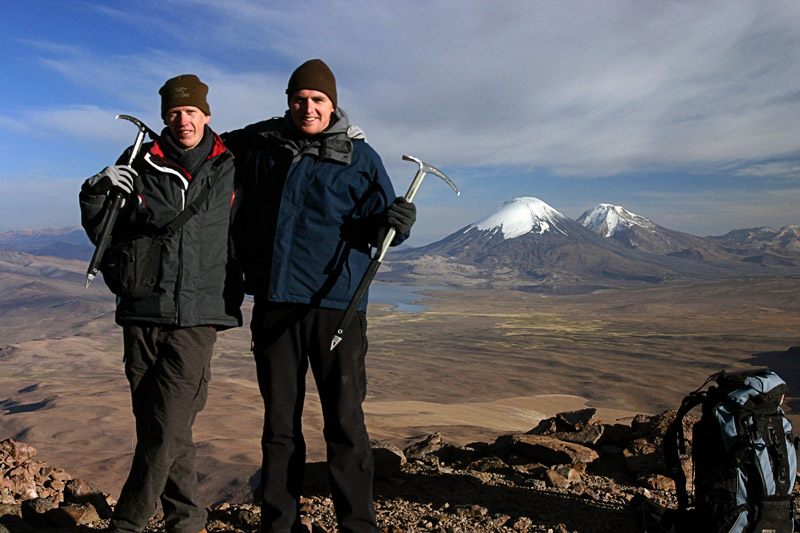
[296,461,640,532]
[746,345,800,413]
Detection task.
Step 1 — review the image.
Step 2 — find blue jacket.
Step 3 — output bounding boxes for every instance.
[225,110,403,310]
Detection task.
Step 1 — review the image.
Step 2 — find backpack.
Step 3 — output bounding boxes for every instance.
[663,369,799,533]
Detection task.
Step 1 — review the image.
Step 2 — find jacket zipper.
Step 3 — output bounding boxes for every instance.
[144,153,190,323]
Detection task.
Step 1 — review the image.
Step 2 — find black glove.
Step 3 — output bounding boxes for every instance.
[82,165,136,196]
[385,197,416,235]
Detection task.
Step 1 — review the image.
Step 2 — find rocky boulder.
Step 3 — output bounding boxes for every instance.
[0,438,113,530]
[0,407,782,532]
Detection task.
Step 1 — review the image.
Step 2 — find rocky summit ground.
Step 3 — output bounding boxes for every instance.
[1,408,798,532]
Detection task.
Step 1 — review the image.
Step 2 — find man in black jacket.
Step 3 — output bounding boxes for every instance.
[79,74,241,533]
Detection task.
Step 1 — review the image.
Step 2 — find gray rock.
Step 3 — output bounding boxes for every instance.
[403,433,445,460]
[64,477,99,499]
[598,423,633,446]
[371,440,406,479]
[451,504,488,518]
[0,440,37,464]
[555,464,585,483]
[466,456,512,475]
[528,417,559,435]
[0,503,21,518]
[556,408,597,431]
[433,443,475,468]
[45,502,101,527]
[20,497,57,527]
[544,469,570,489]
[549,424,605,447]
[496,434,599,466]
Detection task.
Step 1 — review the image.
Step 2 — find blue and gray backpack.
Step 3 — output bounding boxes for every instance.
[664,369,799,533]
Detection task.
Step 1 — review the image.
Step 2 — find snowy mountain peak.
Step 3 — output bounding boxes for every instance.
[578,204,655,238]
[468,197,569,239]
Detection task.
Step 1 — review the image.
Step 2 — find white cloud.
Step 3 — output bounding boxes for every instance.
[209,0,798,177]
[735,162,800,179]
[11,0,800,177]
[3,104,137,142]
[1,0,799,236]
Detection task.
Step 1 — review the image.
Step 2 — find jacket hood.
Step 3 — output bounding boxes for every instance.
[268,107,355,165]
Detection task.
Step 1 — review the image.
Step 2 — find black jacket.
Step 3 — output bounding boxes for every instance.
[79,130,243,328]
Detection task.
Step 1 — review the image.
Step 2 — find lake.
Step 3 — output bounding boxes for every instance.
[368,284,447,313]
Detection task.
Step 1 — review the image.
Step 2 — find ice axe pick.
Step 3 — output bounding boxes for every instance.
[330,155,460,350]
[85,115,155,289]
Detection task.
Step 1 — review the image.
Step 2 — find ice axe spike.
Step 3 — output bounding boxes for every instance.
[330,155,459,350]
[84,115,155,289]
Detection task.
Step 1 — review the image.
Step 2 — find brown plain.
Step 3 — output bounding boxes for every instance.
[1,258,798,506]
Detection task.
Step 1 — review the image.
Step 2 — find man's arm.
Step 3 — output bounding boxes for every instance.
[356,147,416,249]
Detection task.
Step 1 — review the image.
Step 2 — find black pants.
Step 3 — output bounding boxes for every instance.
[251,302,377,533]
[110,325,216,533]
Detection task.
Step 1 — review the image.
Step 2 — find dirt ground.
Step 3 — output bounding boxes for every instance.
[2,276,799,506]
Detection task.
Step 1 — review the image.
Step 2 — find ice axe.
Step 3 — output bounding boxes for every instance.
[330,155,460,350]
[85,115,155,289]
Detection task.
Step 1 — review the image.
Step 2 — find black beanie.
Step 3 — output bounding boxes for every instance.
[159,74,210,117]
[286,59,337,109]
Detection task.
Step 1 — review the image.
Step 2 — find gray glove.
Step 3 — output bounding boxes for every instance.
[83,165,136,196]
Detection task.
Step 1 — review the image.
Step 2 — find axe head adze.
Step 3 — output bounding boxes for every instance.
[116,114,157,140]
[115,114,157,166]
[402,155,460,199]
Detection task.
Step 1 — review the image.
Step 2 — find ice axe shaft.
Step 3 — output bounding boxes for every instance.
[85,115,154,289]
[330,155,459,350]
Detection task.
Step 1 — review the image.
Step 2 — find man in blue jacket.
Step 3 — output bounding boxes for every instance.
[225,59,415,532]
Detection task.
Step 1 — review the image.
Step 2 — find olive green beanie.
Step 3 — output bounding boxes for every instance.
[159,74,210,117]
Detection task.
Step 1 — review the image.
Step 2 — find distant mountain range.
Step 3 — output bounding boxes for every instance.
[577,204,800,259]
[0,249,115,344]
[383,198,800,292]
[0,227,93,261]
[2,202,799,294]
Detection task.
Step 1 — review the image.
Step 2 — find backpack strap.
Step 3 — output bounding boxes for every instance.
[158,164,227,239]
[664,391,707,512]
[663,372,722,514]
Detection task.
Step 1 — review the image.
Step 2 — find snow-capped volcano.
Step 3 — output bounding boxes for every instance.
[468,197,569,239]
[577,204,654,238]
[577,203,720,255]
[383,197,800,291]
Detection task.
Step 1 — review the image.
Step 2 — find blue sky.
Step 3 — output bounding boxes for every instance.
[1,0,798,245]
